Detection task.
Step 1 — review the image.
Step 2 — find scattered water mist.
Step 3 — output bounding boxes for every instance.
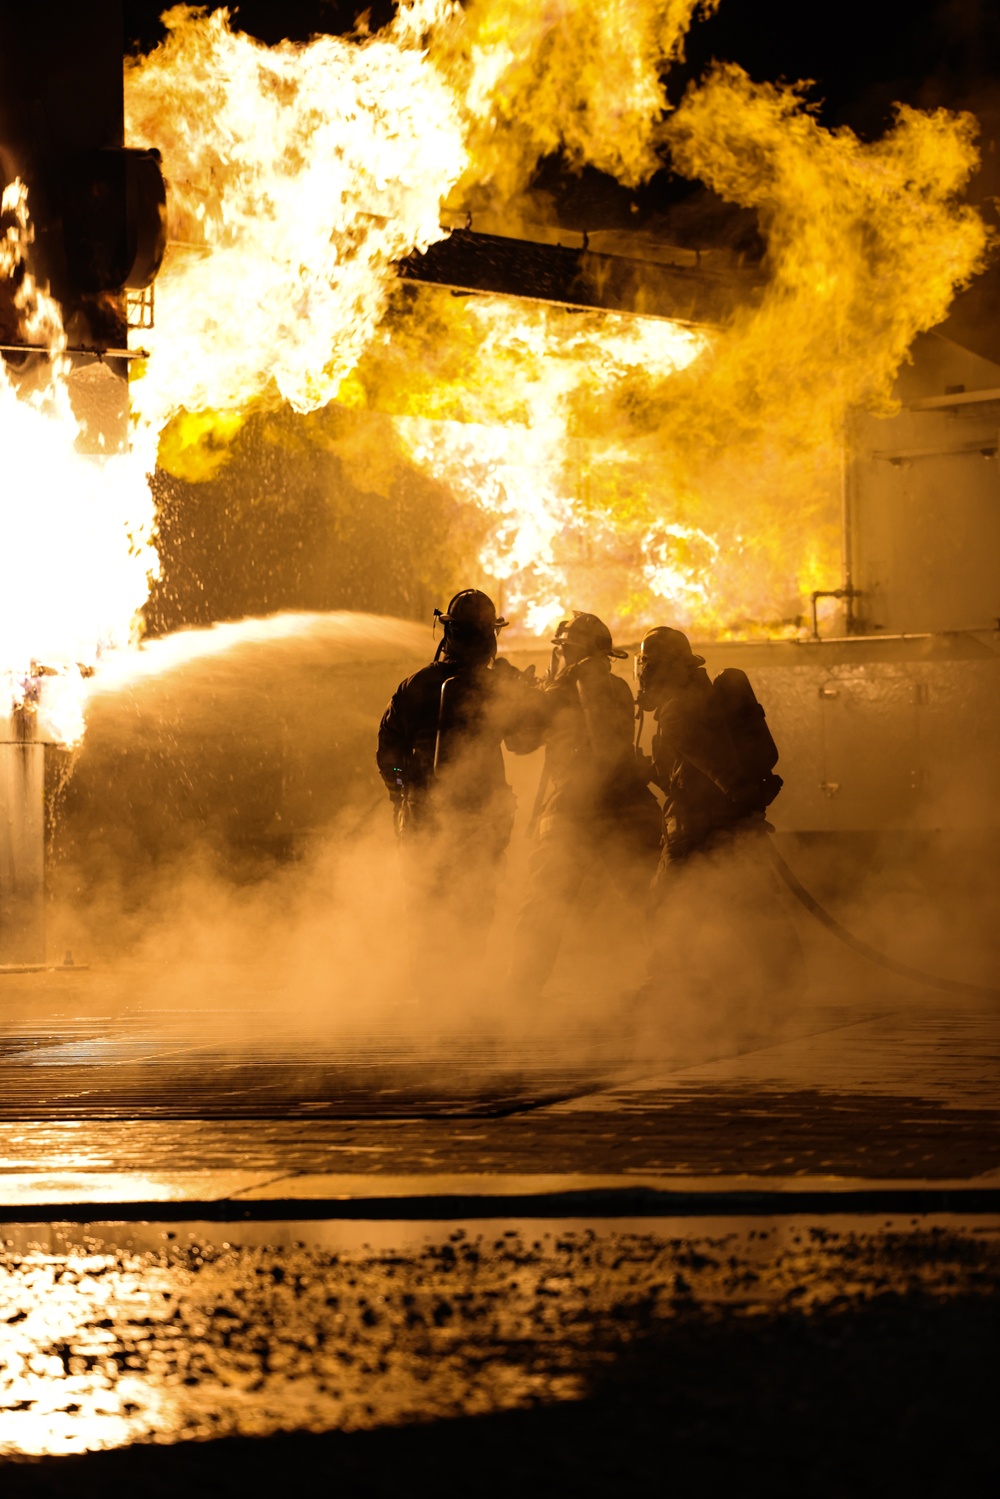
[41,612,998,1066]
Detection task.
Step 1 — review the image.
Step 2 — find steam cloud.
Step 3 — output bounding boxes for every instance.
[47,613,1000,1062]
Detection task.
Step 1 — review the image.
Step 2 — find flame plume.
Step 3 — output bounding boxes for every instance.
[661,69,989,451]
[125,4,468,441]
[0,184,156,743]
[339,288,710,631]
[123,2,987,641]
[419,0,719,204]
[2,0,990,746]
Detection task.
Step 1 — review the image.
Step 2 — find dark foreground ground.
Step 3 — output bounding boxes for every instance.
[0,968,997,1495]
[2,1219,999,1496]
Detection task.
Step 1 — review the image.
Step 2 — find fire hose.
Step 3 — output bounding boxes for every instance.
[634,704,998,1001]
[766,839,1000,1002]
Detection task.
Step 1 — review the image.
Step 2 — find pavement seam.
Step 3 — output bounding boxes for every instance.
[225,1170,303,1201]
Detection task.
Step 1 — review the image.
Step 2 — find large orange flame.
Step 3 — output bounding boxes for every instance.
[0,184,157,743]
[421,0,719,205]
[122,2,987,642]
[125,4,468,442]
[338,288,711,631]
[2,1,989,745]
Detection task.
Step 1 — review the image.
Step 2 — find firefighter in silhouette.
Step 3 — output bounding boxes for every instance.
[506,611,662,1002]
[634,625,800,1006]
[634,626,783,866]
[376,589,541,981]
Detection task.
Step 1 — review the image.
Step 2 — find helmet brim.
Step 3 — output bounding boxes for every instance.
[551,612,622,657]
[439,613,509,629]
[551,639,628,658]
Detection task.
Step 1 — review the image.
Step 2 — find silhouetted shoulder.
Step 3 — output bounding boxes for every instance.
[390,663,446,700]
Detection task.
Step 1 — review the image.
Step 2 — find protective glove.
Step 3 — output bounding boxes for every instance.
[635,748,656,784]
[494,658,537,685]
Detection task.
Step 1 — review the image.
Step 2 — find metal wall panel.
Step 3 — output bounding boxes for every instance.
[851,334,1000,635]
[693,638,1000,832]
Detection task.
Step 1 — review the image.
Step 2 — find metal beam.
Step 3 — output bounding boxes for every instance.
[398,227,760,327]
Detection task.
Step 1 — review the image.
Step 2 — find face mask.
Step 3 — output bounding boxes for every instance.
[634,652,657,699]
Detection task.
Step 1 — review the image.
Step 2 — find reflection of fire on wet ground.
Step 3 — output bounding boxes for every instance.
[1,1222,998,1462]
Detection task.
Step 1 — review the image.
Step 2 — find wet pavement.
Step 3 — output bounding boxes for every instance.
[0,972,998,1490]
[0,983,996,1206]
[2,1218,998,1492]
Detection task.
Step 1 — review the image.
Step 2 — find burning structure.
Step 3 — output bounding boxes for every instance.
[2,12,999,1483]
[1,0,998,949]
[0,4,164,961]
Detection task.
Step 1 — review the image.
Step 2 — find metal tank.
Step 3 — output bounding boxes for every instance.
[0,708,45,964]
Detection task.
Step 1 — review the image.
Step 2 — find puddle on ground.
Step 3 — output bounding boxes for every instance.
[2,1216,998,1457]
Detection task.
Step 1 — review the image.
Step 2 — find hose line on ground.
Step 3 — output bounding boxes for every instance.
[766,839,1000,1002]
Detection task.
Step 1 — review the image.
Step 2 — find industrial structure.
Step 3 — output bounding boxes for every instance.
[398,206,1000,840]
[0,2,164,963]
[2,2,998,959]
[686,332,1000,836]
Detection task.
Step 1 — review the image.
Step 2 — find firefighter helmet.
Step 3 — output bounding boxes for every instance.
[437,589,508,630]
[634,626,705,703]
[551,611,627,661]
[636,626,705,672]
[433,589,508,663]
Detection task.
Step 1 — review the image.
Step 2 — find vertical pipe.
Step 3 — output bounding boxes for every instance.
[0,707,46,965]
[841,411,856,634]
